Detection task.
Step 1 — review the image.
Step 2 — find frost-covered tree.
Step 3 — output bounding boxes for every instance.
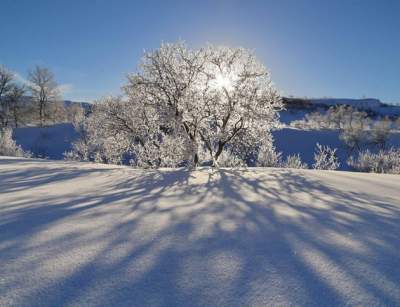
[125,42,282,167]
[68,43,282,168]
[124,42,209,166]
[66,97,136,164]
[312,143,340,170]
[67,104,86,129]
[6,84,26,128]
[0,66,13,100]
[28,66,60,127]
[197,46,282,167]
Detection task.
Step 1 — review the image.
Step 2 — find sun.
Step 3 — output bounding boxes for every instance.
[211,72,237,92]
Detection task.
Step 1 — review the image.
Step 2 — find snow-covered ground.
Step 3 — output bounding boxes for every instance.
[1,157,399,306]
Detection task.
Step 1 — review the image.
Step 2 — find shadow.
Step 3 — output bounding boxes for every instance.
[1,160,400,306]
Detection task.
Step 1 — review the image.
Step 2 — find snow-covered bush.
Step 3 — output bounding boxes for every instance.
[283,154,308,169]
[290,111,327,130]
[65,96,193,168]
[312,143,340,170]
[256,143,282,167]
[0,128,30,157]
[290,105,370,132]
[348,148,400,174]
[217,149,247,167]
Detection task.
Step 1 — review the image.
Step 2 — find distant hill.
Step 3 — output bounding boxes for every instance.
[62,100,92,112]
[282,97,400,117]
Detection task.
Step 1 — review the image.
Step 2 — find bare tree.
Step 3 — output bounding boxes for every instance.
[0,66,15,127]
[7,84,26,128]
[0,66,14,99]
[28,66,60,127]
[370,117,391,150]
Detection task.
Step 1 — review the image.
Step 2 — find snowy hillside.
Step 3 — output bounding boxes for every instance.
[310,98,382,108]
[282,97,400,117]
[13,123,78,159]
[1,157,399,306]
[274,128,400,170]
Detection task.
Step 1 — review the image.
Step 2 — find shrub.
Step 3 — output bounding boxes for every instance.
[348,148,400,174]
[256,145,282,167]
[370,117,391,149]
[216,149,247,167]
[312,143,340,170]
[0,128,30,157]
[283,154,308,169]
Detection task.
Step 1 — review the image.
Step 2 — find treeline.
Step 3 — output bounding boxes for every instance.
[0,65,84,128]
[291,105,397,151]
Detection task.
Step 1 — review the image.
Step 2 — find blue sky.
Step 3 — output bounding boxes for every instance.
[2,0,400,103]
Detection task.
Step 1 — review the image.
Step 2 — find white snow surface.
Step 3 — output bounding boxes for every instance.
[1,157,400,306]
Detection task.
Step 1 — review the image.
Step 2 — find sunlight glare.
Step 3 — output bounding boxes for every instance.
[212,72,237,92]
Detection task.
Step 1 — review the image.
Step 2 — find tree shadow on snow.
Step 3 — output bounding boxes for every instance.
[1,161,399,306]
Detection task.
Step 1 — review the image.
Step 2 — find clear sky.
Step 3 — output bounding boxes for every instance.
[2,0,399,103]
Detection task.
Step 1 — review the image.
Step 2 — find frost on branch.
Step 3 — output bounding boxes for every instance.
[312,143,340,170]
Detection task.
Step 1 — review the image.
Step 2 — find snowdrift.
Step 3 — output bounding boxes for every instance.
[1,157,399,306]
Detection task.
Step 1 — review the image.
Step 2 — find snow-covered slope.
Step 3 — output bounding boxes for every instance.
[310,98,382,108]
[273,128,400,170]
[13,123,78,159]
[1,157,399,306]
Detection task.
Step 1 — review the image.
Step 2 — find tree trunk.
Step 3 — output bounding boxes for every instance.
[39,102,44,127]
[214,141,224,163]
[193,152,199,167]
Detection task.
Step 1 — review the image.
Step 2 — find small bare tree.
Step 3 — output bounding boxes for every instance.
[0,66,15,127]
[370,117,391,150]
[28,66,60,127]
[0,66,13,99]
[7,84,26,128]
